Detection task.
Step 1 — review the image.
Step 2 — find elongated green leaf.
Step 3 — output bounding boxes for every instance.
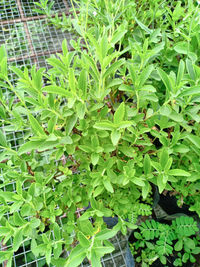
[18,140,43,155]
[91,153,99,165]
[186,59,195,81]
[47,115,57,134]
[43,85,71,97]
[134,17,152,34]
[144,154,151,175]
[13,229,23,251]
[76,102,86,119]
[111,130,121,146]
[103,179,114,193]
[0,129,7,147]
[10,66,24,79]
[179,86,200,97]
[160,148,169,169]
[187,134,200,149]
[103,59,125,79]
[110,28,127,46]
[78,69,87,99]
[139,65,154,88]
[62,38,68,56]
[176,60,185,86]
[93,246,114,256]
[114,102,125,124]
[168,169,191,177]
[78,231,90,248]
[94,121,114,131]
[66,115,77,135]
[95,228,119,241]
[65,245,86,267]
[45,246,52,265]
[157,68,172,95]
[83,54,99,83]
[69,68,76,94]
[116,121,132,129]
[118,84,133,92]
[28,114,45,136]
[91,250,101,267]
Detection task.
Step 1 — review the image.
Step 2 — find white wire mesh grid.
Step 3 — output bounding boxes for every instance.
[21,0,69,17]
[0,1,21,20]
[0,1,129,266]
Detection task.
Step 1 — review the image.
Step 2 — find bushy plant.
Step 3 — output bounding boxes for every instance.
[0,0,200,266]
[130,216,200,266]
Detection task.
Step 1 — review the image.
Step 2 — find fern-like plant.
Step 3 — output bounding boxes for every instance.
[130,216,200,266]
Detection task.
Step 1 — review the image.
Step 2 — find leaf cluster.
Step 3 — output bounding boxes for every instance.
[130,216,200,266]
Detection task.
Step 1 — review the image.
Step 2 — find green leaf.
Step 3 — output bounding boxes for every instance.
[93,246,114,256]
[139,65,154,88]
[134,17,152,34]
[95,227,119,240]
[144,154,151,175]
[176,60,185,86]
[0,251,13,264]
[142,182,150,199]
[0,129,7,147]
[43,85,71,97]
[28,114,45,136]
[78,69,87,99]
[76,102,86,119]
[114,102,125,124]
[186,134,200,149]
[103,59,125,79]
[78,231,90,248]
[160,148,169,169]
[47,115,57,134]
[65,245,86,267]
[18,140,42,155]
[69,68,76,94]
[66,115,77,135]
[174,42,188,54]
[30,218,41,228]
[13,228,23,251]
[94,121,114,131]
[91,250,101,267]
[156,174,166,193]
[111,130,121,146]
[157,68,172,95]
[14,212,26,226]
[93,186,104,197]
[186,59,195,81]
[103,180,114,193]
[91,153,99,165]
[168,169,190,177]
[45,246,52,265]
[132,178,145,187]
[110,27,127,46]
[179,86,200,97]
[174,239,183,251]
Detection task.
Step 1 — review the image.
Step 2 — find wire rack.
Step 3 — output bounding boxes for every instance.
[0,1,129,266]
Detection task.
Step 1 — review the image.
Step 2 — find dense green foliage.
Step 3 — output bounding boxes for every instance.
[130,216,200,266]
[0,0,200,266]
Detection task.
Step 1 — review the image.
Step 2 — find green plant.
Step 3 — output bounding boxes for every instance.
[0,0,200,266]
[130,216,200,266]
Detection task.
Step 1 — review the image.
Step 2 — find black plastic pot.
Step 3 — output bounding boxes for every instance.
[152,186,197,220]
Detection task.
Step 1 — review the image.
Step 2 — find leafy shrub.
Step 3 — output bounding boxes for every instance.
[0,0,200,266]
[130,216,200,266]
